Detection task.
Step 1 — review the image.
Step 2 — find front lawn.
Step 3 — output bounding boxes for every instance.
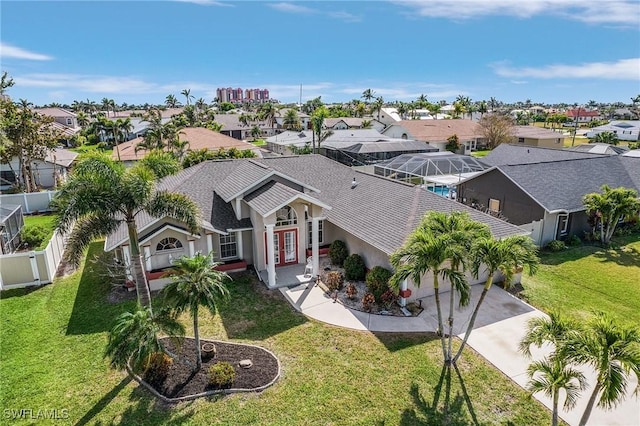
[521,234,640,326]
[0,242,553,425]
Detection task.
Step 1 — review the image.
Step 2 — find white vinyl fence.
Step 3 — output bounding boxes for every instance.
[0,190,58,214]
[0,228,66,290]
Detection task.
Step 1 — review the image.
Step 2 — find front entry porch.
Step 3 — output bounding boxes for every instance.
[257,263,315,289]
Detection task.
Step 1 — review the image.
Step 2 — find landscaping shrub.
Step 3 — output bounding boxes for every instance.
[380,289,397,309]
[365,266,392,301]
[361,293,375,312]
[208,361,236,388]
[545,239,566,252]
[345,282,358,300]
[328,240,349,267]
[567,234,582,246]
[344,254,366,281]
[324,271,344,291]
[143,352,173,387]
[19,225,48,250]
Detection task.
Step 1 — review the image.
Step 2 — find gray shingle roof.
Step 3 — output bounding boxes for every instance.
[244,181,304,216]
[215,160,272,202]
[211,192,252,231]
[106,154,528,255]
[498,156,640,212]
[482,144,607,167]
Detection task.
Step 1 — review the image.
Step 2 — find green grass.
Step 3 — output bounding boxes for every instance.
[521,234,640,326]
[70,144,113,157]
[22,214,56,250]
[251,139,267,147]
[0,242,553,425]
[470,150,490,158]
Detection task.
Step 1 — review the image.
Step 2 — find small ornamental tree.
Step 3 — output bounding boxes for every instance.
[445,134,460,153]
[582,185,640,245]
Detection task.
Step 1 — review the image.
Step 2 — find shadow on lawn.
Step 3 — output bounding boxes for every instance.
[398,365,483,426]
[217,271,307,340]
[74,376,132,426]
[372,331,439,352]
[592,243,640,267]
[66,242,134,335]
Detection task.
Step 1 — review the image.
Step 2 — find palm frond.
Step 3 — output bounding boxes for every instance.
[146,191,201,234]
[64,215,121,266]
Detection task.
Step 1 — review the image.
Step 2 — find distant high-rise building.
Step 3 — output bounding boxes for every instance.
[217,87,269,104]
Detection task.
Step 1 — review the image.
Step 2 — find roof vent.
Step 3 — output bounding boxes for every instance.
[351,178,358,189]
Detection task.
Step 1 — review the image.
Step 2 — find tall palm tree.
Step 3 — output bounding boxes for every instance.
[526,357,587,426]
[453,235,539,363]
[181,89,194,106]
[361,88,374,104]
[161,252,231,371]
[283,109,301,130]
[423,211,490,360]
[104,306,185,371]
[372,96,384,121]
[76,111,90,129]
[53,153,200,307]
[563,313,640,426]
[165,94,179,108]
[478,101,488,118]
[259,102,277,132]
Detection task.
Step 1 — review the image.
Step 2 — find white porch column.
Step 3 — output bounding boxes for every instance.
[236,231,243,259]
[265,224,276,287]
[188,240,195,257]
[206,233,213,255]
[399,278,408,307]
[311,217,320,276]
[143,246,152,271]
[122,245,133,281]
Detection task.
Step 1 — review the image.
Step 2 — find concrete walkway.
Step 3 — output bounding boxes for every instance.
[279,282,640,426]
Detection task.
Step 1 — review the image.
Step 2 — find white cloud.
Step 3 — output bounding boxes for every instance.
[0,43,53,61]
[492,58,640,80]
[268,2,361,22]
[392,0,640,25]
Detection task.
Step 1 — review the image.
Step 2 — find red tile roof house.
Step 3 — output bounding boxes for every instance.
[565,108,602,124]
[104,155,527,306]
[112,127,262,165]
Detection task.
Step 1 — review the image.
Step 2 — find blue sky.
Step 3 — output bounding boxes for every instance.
[2,0,639,106]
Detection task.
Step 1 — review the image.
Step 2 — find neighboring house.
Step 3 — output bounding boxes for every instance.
[376,107,402,126]
[113,127,262,165]
[611,108,639,120]
[275,109,310,130]
[214,114,277,140]
[265,129,435,165]
[458,153,640,247]
[567,143,629,155]
[565,108,602,124]
[585,121,640,142]
[324,117,385,132]
[34,107,80,130]
[512,126,565,148]
[480,144,608,167]
[1,148,79,191]
[105,155,526,302]
[0,205,24,254]
[383,119,483,154]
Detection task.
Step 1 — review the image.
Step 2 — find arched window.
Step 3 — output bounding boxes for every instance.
[275,206,297,227]
[156,237,183,251]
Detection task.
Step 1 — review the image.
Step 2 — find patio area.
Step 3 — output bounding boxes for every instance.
[257,263,315,289]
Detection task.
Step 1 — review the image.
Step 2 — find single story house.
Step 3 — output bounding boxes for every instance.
[382,119,483,154]
[105,154,527,303]
[1,148,78,191]
[213,114,278,140]
[324,117,385,132]
[585,121,640,142]
[458,149,640,246]
[512,126,564,148]
[565,108,602,124]
[113,127,263,165]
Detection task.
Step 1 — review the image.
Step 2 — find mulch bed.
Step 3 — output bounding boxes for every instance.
[141,337,279,399]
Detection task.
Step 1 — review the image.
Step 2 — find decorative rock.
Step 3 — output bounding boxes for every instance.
[239,359,253,369]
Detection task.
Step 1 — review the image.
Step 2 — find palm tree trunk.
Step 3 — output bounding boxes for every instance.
[433,275,448,363]
[552,390,559,426]
[194,306,201,371]
[447,282,455,363]
[453,275,493,363]
[126,220,152,307]
[579,382,601,426]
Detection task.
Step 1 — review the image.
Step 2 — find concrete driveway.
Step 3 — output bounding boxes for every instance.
[282,282,640,426]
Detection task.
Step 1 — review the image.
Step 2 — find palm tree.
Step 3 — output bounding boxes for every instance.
[283,109,301,131]
[453,235,539,363]
[311,106,330,154]
[165,94,179,108]
[428,103,441,119]
[53,153,200,307]
[104,306,185,371]
[259,102,277,132]
[76,111,90,129]
[161,252,231,371]
[453,102,465,119]
[250,125,262,140]
[519,312,580,358]
[478,101,488,118]
[181,89,194,106]
[563,312,640,426]
[526,357,587,426]
[360,119,373,129]
[372,96,384,121]
[583,185,640,245]
[391,211,484,364]
[593,131,619,145]
[361,88,374,104]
